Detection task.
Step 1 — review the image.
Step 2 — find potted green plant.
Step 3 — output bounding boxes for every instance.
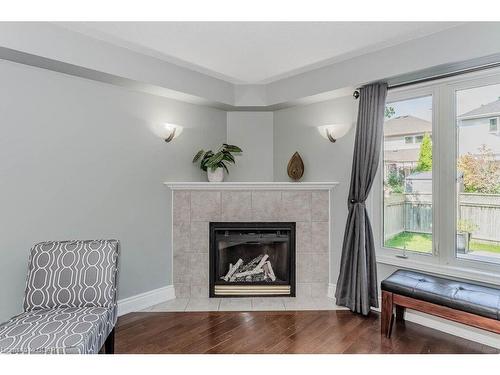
[456,219,478,254]
[192,144,242,182]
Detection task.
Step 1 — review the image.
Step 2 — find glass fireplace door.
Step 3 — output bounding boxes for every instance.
[209,222,295,297]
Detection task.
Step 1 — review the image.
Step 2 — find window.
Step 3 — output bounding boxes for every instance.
[456,84,500,264]
[374,69,500,282]
[383,96,433,254]
[489,118,498,133]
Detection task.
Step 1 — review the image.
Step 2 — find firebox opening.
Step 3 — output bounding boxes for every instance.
[209,222,296,297]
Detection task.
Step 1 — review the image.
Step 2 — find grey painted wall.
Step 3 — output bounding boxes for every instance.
[0,59,226,321]
[226,112,274,181]
[273,95,358,283]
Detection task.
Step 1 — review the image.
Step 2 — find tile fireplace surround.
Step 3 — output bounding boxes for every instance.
[165,182,338,300]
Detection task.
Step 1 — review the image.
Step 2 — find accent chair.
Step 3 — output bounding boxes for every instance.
[0,239,119,354]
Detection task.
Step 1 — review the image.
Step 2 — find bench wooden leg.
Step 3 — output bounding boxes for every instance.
[381,291,394,338]
[395,305,405,323]
[104,328,115,354]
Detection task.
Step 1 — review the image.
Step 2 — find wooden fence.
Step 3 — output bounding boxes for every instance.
[383,193,500,243]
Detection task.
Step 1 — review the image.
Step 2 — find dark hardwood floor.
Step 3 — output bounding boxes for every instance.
[115,310,499,354]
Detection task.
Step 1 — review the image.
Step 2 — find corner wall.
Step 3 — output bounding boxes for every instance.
[0,59,227,321]
[273,95,359,284]
[226,112,274,181]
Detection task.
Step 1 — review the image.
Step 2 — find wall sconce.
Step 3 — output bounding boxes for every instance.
[159,123,183,143]
[317,124,350,143]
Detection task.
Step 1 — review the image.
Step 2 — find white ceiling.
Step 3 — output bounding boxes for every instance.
[59,22,460,84]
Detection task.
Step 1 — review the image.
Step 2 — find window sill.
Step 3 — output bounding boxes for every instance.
[376,254,500,285]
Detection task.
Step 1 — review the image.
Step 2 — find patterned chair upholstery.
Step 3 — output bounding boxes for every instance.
[0,240,119,354]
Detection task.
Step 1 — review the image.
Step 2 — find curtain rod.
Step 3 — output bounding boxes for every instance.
[352,59,500,98]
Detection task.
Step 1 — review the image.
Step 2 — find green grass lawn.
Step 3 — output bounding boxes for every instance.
[385,232,500,255]
[384,232,432,253]
[469,240,500,254]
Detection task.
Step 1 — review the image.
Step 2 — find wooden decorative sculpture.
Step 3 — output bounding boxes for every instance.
[287,152,304,181]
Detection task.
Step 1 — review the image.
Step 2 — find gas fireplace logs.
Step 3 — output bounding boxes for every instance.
[222,258,243,282]
[263,261,276,281]
[221,254,277,283]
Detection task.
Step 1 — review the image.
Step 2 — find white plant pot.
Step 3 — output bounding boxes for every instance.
[207,167,224,182]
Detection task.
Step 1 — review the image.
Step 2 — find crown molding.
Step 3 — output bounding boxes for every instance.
[2,23,500,111]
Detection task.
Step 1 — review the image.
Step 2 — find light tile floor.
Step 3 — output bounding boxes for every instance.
[143,296,347,312]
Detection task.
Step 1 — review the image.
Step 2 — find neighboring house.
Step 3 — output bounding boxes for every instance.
[383,115,432,176]
[457,98,500,160]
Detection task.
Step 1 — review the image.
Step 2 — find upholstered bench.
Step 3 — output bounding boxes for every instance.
[380,269,500,338]
[0,240,119,354]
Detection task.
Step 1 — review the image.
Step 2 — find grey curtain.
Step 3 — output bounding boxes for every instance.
[335,82,388,315]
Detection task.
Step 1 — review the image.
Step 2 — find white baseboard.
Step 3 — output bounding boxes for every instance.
[327,283,336,299]
[404,310,500,349]
[374,296,500,349]
[117,285,175,316]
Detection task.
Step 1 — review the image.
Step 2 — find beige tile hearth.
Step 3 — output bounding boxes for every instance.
[185,298,221,311]
[251,297,286,311]
[219,297,253,311]
[146,298,190,312]
[282,297,317,310]
[140,296,345,312]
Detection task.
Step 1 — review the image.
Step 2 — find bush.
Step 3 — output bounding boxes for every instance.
[387,170,404,193]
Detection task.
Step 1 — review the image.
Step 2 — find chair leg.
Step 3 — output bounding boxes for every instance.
[105,328,115,354]
[381,291,394,338]
[395,305,405,323]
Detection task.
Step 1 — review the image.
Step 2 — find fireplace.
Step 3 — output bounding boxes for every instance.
[209,222,296,297]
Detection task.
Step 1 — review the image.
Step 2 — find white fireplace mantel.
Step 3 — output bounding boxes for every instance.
[163,181,339,191]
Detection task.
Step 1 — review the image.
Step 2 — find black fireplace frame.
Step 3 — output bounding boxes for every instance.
[209,222,296,298]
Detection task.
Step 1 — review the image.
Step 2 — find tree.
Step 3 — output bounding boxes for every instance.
[385,106,395,119]
[457,145,500,193]
[415,133,432,172]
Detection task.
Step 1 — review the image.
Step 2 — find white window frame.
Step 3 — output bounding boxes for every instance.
[372,68,500,285]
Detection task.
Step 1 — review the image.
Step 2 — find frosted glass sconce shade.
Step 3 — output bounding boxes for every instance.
[158,123,183,142]
[317,124,350,143]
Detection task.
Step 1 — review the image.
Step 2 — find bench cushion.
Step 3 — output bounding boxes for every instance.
[0,307,115,354]
[381,270,500,320]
